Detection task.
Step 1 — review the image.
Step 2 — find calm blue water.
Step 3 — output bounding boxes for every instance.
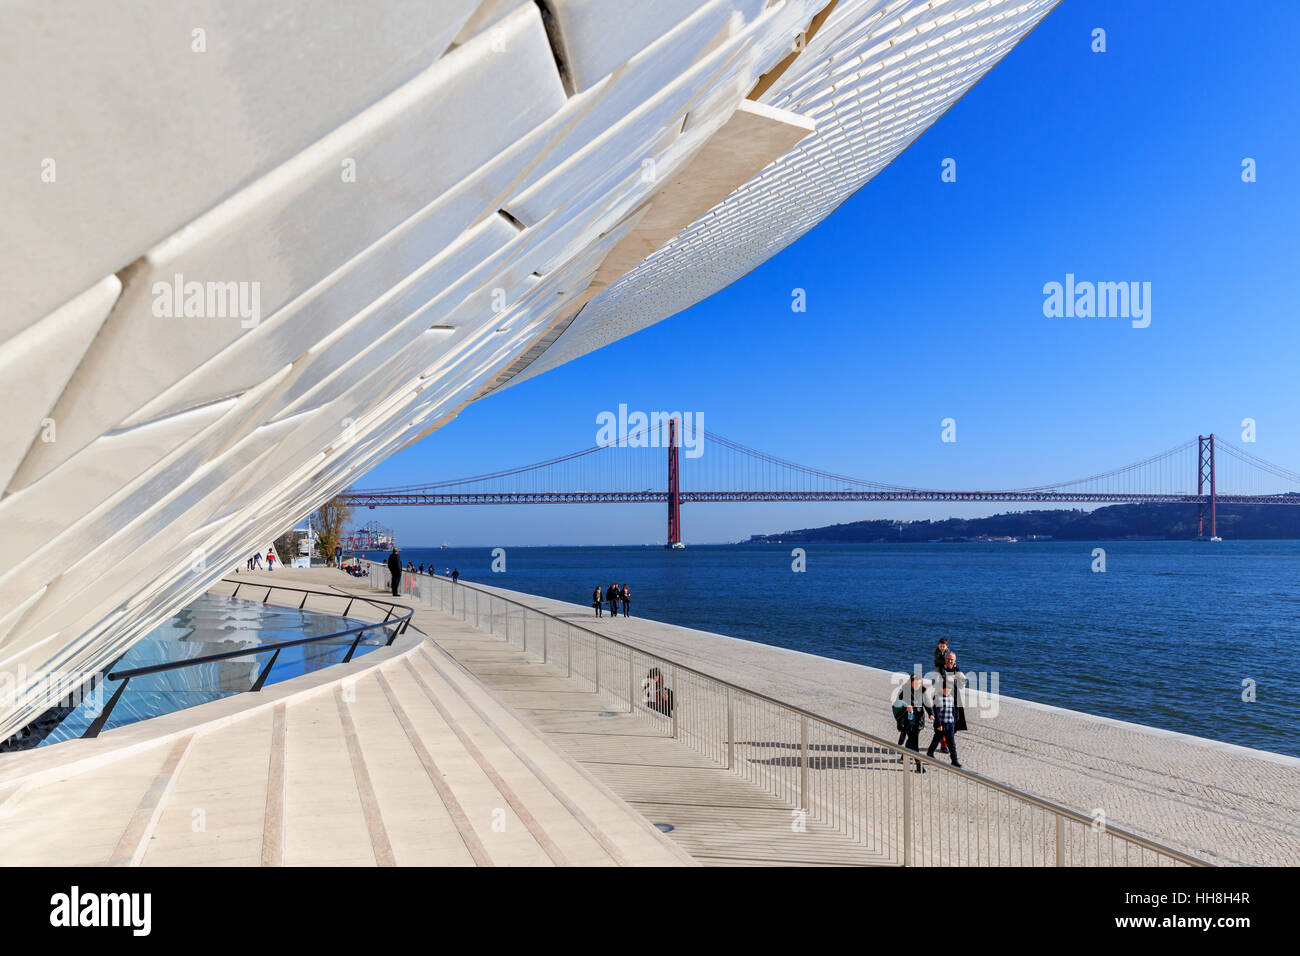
[374,541,1299,757]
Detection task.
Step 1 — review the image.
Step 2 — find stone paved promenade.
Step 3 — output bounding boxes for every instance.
[405,571,1298,866]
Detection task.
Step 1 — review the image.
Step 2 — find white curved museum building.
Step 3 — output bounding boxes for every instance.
[0,0,1058,740]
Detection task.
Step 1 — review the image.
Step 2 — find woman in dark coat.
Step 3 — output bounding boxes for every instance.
[891,674,932,772]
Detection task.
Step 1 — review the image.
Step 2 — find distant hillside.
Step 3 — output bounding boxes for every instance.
[745,499,1300,543]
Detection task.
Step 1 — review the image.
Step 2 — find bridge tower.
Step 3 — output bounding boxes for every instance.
[1197,433,1217,539]
[666,417,681,547]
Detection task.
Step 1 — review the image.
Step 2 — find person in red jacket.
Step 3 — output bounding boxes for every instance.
[266,548,276,571]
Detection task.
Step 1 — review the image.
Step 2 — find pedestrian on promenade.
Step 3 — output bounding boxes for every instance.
[593,585,603,617]
[387,547,402,597]
[253,552,264,570]
[892,673,932,772]
[607,582,619,617]
[934,651,967,727]
[266,548,276,571]
[641,668,673,717]
[451,568,460,584]
[620,584,630,617]
[926,682,963,768]
[418,563,425,575]
[929,650,967,755]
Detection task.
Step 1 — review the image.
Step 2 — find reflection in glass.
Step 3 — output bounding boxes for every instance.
[40,593,382,745]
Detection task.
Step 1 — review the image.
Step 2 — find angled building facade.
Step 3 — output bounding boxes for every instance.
[0,0,1058,739]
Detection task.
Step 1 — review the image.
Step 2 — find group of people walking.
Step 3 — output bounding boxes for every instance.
[244,548,276,572]
[592,583,631,617]
[891,637,968,772]
[385,548,459,596]
[405,561,458,580]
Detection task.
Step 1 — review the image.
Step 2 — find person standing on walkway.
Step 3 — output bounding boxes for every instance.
[892,673,932,772]
[266,548,276,572]
[607,582,619,618]
[451,568,460,584]
[620,584,630,617]
[928,651,967,756]
[935,651,967,730]
[926,682,962,768]
[593,585,603,617]
[387,547,402,597]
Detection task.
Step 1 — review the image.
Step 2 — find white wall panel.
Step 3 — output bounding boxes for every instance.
[546,0,768,93]
[0,276,119,491]
[0,0,482,337]
[12,4,567,491]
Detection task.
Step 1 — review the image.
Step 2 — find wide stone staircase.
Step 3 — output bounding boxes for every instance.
[0,637,691,867]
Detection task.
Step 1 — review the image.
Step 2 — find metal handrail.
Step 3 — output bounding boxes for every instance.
[82,580,415,738]
[382,565,1208,867]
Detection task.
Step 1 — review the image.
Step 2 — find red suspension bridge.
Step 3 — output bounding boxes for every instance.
[341,423,1300,545]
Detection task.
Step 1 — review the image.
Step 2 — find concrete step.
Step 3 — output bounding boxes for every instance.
[140,707,276,866]
[405,642,691,866]
[0,743,178,865]
[342,669,483,866]
[280,688,381,866]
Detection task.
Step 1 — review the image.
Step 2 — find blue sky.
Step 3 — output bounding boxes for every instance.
[357,0,1300,546]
